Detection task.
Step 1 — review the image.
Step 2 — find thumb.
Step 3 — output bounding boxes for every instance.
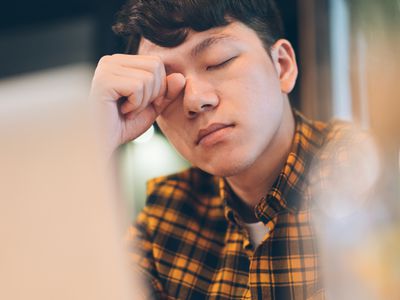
[153,73,186,114]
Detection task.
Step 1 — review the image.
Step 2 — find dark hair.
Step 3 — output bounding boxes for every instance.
[113,0,284,54]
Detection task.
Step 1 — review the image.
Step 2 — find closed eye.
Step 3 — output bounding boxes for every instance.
[207,57,237,71]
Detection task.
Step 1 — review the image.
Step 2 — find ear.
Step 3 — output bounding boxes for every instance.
[270,39,298,94]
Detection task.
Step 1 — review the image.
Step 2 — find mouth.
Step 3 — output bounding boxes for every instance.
[196,123,235,146]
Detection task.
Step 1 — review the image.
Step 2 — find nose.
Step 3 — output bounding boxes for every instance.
[183,77,219,118]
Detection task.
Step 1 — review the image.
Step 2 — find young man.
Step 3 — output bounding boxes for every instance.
[90,0,329,299]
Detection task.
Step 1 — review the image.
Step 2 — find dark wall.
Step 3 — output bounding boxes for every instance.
[0,0,126,78]
[0,1,92,30]
[276,0,301,108]
[0,0,300,104]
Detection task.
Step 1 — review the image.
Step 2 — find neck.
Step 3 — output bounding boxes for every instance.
[226,100,295,219]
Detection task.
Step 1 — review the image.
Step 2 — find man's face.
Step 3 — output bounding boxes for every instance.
[138,21,296,177]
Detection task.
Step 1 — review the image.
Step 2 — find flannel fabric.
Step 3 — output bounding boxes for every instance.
[128,110,335,299]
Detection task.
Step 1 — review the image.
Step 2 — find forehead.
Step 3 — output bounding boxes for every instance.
[138,22,249,58]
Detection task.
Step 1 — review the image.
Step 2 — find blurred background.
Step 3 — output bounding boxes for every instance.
[0,0,399,299]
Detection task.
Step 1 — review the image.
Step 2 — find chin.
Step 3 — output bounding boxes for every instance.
[197,156,256,177]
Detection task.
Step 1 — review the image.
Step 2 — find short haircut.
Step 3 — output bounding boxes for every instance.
[113,0,284,54]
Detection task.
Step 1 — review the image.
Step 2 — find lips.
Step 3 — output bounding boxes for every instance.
[196,123,234,145]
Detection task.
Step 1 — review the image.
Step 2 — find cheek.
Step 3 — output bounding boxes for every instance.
[159,96,183,119]
[156,96,186,134]
[156,116,180,141]
[156,116,193,156]
[219,56,280,95]
[218,66,281,112]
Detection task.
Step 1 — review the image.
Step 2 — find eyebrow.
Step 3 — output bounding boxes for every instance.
[190,34,234,58]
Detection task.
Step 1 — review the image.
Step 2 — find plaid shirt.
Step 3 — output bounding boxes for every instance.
[129,111,334,299]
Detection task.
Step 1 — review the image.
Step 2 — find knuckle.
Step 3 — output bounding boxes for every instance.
[127,98,140,110]
[98,55,112,65]
[151,57,164,72]
[151,55,163,64]
[111,53,123,59]
[148,62,158,75]
[134,81,145,95]
[92,71,108,85]
[144,72,154,85]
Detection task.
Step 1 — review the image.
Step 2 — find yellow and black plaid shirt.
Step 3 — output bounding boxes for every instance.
[129,111,337,299]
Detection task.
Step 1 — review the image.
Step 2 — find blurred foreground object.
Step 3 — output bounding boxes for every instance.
[310,125,400,299]
[299,0,400,298]
[0,65,145,299]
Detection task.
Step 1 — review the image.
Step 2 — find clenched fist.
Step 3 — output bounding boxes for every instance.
[89,54,186,157]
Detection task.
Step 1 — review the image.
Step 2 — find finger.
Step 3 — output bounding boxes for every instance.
[120,72,154,114]
[119,104,158,141]
[97,54,166,103]
[103,53,166,94]
[124,105,158,138]
[107,54,167,100]
[100,54,162,71]
[93,74,144,102]
[152,73,186,114]
[165,73,186,100]
[106,64,164,102]
[119,79,144,114]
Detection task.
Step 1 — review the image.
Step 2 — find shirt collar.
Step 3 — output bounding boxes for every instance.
[219,109,327,225]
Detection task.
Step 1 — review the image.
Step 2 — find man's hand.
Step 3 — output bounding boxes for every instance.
[89,54,186,156]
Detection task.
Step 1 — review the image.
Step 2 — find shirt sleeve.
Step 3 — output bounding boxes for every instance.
[125,212,168,300]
